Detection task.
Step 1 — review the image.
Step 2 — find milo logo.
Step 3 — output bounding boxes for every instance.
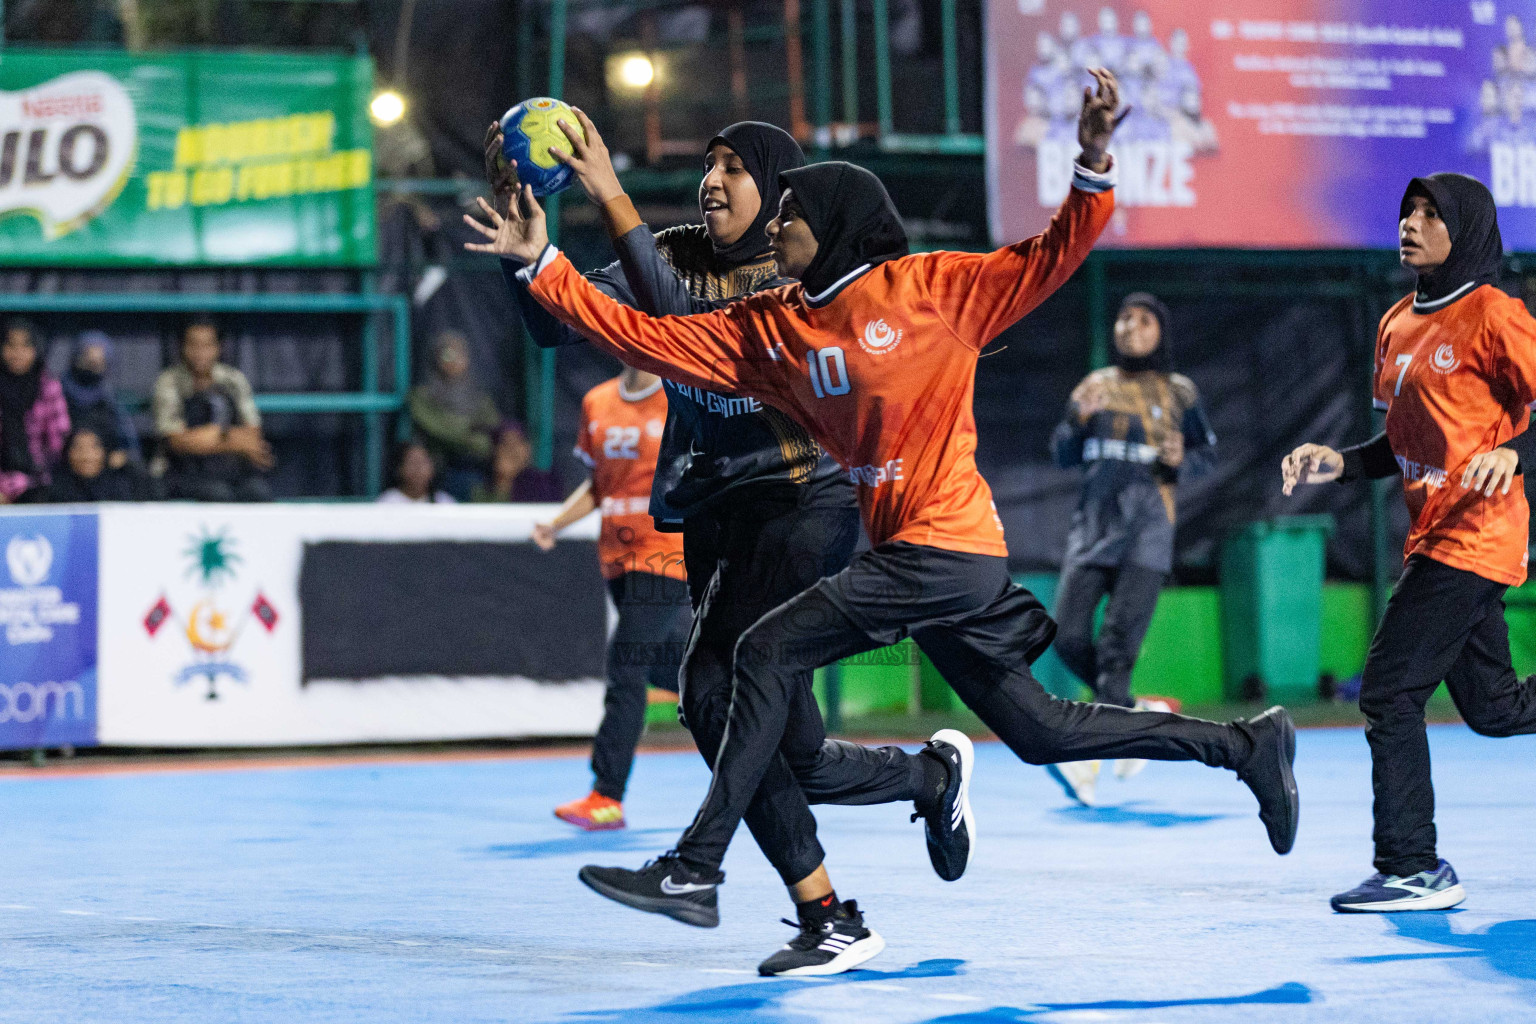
[0,71,136,239]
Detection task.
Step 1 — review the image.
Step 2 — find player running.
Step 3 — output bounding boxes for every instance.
[1047,292,1217,805]
[469,69,1299,929]
[489,117,968,976]
[1283,172,1536,913]
[535,366,691,831]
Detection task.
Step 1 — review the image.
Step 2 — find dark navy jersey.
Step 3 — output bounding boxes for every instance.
[1051,367,1216,572]
[504,223,850,529]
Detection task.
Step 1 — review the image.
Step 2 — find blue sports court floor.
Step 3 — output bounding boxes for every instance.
[1,725,1532,1023]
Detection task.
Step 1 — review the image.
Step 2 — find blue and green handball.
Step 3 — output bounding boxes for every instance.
[499,97,586,197]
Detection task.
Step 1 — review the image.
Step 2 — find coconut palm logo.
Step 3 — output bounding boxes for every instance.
[142,526,279,700]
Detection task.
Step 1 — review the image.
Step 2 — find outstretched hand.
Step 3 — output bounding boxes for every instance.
[1280,443,1344,496]
[549,107,625,206]
[1078,67,1129,173]
[483,121,519,215]
[463,188,550,265]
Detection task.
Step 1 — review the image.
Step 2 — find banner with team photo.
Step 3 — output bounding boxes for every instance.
[989,0,1536,248]
[0,511,98,751]
[0,49,375,266]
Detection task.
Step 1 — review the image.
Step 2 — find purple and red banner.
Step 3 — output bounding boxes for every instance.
[987,0,1536,248]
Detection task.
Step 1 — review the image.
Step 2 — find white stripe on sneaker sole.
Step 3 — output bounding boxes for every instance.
[930,729,975,877]
[1337,884,1466,913]
[774,930,886,976]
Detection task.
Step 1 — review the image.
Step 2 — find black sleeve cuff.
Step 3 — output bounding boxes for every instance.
[1498,425,1536,474]
[1338,432,1397,482]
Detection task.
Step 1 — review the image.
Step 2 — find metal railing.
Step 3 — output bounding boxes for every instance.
[0,292,411,496]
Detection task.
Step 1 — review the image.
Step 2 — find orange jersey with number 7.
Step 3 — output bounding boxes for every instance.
[1373,284,1536,586]
[528,178,1114,557]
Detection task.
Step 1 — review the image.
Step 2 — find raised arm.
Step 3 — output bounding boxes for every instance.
[922,168,1114,349]
[920,69,1123,348]
[485,113,649,350]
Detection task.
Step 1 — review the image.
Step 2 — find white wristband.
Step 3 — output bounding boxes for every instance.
[1072,157,1116,194]
[514,244,559,283]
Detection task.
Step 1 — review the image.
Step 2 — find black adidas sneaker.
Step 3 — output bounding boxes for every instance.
[911,728,975,881]
[578,851,724,928]
[757,900,886,976]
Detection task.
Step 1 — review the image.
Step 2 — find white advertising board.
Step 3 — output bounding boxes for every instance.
[85,503,603,747]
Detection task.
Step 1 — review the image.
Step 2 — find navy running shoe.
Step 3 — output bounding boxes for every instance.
[579,851,724,928]
[1331,860,1466,913]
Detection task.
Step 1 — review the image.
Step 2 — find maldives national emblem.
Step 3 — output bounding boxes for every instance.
[142,527,279,699]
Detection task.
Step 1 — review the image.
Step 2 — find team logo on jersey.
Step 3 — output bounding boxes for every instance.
[645,418,664,439]
[859,318,904,355]
[1431,343,1460,374]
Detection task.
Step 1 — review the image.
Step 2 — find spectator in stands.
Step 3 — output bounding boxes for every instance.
[61,330,140,469]
[153,317,274,502]
[378,439,455,504]
[470,421,562,502]
[0,318,69,503]
[45,427,151,502]
[409,330,500,501]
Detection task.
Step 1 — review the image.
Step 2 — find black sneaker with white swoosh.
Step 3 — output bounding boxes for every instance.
[912,729,976,881]
[578,851,725,928]
[756,900,885,976]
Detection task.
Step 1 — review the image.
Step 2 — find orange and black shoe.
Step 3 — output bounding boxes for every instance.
[554,791,626,831]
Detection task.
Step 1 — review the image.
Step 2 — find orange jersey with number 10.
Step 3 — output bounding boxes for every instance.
[1374,284,1536,586]
[530,177,1114,557]
[574,377,685,581]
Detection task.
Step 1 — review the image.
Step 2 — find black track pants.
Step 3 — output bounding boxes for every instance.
[678,503,923,885]
[677,541,1249,874]
[1360,555,1536,876]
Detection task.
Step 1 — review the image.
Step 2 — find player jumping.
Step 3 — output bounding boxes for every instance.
[489,117,969,976]
[469,69,1298,931]
[1283,172,1536,912]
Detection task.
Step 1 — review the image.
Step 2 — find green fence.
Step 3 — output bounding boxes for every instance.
[0,291,411,496]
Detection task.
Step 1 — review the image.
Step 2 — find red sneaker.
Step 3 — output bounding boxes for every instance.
[554,791,626,831]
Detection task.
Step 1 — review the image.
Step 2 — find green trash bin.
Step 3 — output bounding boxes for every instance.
[1220,514,1335,705]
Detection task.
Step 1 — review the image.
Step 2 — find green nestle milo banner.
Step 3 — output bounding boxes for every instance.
[0,49,375,266]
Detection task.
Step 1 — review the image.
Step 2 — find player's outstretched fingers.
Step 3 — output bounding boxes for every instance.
[463,211,496,240]
[555,117,587,159]
[571,107,603,146]
[475,195,506,227]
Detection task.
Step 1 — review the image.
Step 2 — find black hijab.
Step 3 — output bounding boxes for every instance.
[705,121,805,266]
[1113,292,1175,374]
[778,161,910,299]
[1400,173,1503,307]
[0,326,41,475]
